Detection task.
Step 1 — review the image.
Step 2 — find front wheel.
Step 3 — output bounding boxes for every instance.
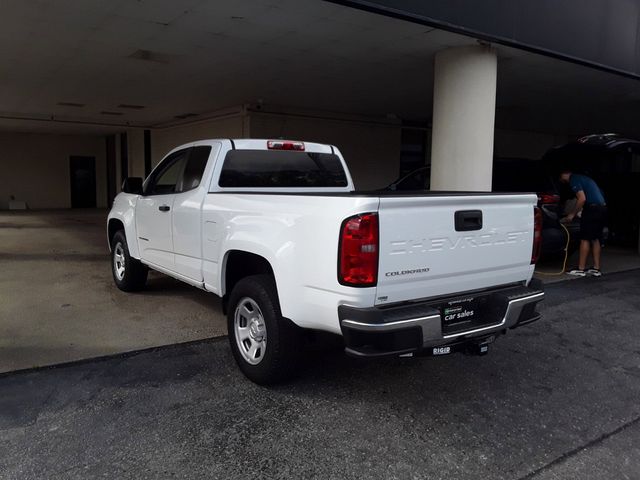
[111,230,148,292]
[227,275,301,385]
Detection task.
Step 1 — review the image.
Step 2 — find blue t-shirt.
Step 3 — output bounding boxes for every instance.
[569,174,605,205]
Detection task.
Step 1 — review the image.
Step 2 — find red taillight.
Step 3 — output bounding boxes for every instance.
[531,206,543,264]
[538,193,560,205]
[267,140,305,151]
[338,213,379,287]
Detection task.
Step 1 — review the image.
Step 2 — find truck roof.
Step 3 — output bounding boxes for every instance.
[186,138,335,154]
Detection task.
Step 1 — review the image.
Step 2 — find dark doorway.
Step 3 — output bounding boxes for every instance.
[69,156,97,208]
[399,126,428,177]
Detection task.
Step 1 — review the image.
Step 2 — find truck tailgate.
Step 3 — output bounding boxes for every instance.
[376,194,537,305]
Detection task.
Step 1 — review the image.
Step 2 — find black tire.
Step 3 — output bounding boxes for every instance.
[111,230,148,292]
[227,274,301,385]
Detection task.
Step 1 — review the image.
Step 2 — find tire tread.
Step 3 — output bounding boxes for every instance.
[227,274,301,385]
[111,230,148,292]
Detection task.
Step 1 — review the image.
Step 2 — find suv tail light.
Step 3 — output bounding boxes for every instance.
[267,140,305,151]
[338,213,379,287]
[531,206,543,264]
[538,193,560,205]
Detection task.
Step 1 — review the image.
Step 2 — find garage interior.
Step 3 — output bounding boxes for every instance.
[2,0,640,372]
[3,2,640,478]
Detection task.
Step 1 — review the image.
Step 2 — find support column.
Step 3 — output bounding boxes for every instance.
[119,132,129,183]
[126,129,146,178]
[430,45,497,191]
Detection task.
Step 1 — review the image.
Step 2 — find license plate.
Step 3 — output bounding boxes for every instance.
[442,296,477,323]
[439,294,495,335]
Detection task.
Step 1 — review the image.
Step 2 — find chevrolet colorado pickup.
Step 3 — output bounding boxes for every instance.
[108,139,544,384]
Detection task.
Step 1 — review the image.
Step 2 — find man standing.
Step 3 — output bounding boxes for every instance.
[559,170,607,277]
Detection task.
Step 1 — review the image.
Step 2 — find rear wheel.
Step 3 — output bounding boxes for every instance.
[227,275,301,384]
[111,230,148,292]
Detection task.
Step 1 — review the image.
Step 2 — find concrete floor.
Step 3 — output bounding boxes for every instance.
[1,270,639,479]
[1,209,638,373]
[534,245,640,284]
[0,210,225,373]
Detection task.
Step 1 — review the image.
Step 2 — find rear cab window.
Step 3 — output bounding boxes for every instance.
[218,150,349,189]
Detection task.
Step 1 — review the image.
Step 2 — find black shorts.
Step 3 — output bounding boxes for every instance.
[580,205,607,241]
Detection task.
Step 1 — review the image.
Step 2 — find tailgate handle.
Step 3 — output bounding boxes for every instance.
[455,210,482,231]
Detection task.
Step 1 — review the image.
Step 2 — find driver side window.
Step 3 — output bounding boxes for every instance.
[144,149,190,195]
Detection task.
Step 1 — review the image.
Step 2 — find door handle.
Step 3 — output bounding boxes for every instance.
[158,205,170,212]
[455,210,482,231]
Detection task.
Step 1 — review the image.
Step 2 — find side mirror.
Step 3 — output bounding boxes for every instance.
[122,177,143,195]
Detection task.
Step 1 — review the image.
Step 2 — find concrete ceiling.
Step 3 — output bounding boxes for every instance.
[2,0,640,137]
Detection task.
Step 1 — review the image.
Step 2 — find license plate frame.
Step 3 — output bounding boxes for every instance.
[438,294,493,335]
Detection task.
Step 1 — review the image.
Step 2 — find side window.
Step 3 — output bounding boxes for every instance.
[145,149,189,195]
[178,146,211,192]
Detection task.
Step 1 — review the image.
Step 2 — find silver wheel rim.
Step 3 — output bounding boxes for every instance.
[234,297,267,365]
[113,243,126,281]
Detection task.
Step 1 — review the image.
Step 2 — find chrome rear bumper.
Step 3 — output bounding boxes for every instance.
[339,283,544,357]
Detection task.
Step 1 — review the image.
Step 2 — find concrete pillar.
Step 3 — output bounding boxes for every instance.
[430,45,497,191]
[127,129,146,178]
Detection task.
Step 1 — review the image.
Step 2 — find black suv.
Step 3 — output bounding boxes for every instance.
[543,133,640,248]
[492,158,579,258]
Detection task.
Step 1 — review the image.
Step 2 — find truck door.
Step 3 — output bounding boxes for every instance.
[171,144,218,281]
[135,148,190,271]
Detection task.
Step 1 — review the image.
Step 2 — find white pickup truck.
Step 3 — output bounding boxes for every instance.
[108,139,544,384]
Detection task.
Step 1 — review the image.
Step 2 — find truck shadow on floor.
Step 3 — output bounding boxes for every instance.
[124,272,224,310]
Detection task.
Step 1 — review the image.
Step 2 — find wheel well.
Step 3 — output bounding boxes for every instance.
[108,219,125,248]
[223,251,275,313]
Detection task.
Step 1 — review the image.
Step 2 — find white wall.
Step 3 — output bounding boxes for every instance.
[0,113,573,211]
[249,112,402,190]
[0,132,107,209]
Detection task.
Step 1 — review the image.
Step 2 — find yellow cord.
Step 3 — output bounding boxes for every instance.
[535,222,571,276]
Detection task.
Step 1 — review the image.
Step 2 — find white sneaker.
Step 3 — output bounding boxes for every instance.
[566,269,586,277]
[587,268,602,277]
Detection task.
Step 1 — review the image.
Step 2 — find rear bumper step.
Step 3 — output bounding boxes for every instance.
[339,283,543,357]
